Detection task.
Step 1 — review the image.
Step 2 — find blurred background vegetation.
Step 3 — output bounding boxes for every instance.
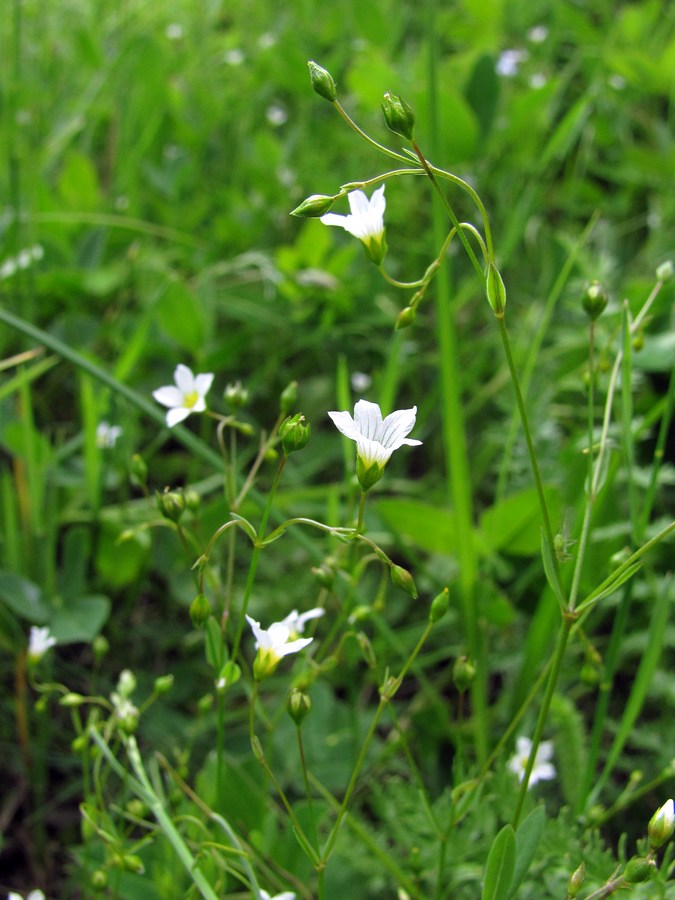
[1,0,673,896]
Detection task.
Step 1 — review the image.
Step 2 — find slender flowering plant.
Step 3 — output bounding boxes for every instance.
[320,185,387,264]
[246,614,314,680]
[27,626,57,664]
[328,399,422,491]
[153,364,214,427]
[508,736,556,788]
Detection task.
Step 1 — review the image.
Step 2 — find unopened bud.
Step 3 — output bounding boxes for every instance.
[567,862,585,897]
[582,280,608,321]
[312,564,334,589]
[183,487,200,512]
[92,634,109,661]
[60,692,87,707]
[280,413,311,454]
[396,306,416,330]
[91,869,109,891]
[308,60,337,102]
[656,260,673,282]
[623,856,656,884]
[452,655,476,693]
[429,588,449,623]
[157,490,186,523]
[287,689,312,725]
[121,854,144,874]
[381,91,415,140]
[153,674,174,695]
[291,194,335,218]
[485,262,507,317]
[189,593,211,628]
[390,564,418,599]
[223,380,249,409]
[648,799,675,849]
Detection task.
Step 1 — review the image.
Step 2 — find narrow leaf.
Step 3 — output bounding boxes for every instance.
[483,824,516,900]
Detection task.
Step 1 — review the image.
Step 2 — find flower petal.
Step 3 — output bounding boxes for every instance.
[320,212,349,230]
[327,409,361,442]
[352,399,384,441]
[194,372,215,396]
[347,190,370,218]
[174,364,196,394]
[153,386,184,408]
[166,406,191,427]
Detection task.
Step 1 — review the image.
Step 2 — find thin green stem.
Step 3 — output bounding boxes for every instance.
[355,491,367,533]
[296,724,319,850]
[332,100,411,165]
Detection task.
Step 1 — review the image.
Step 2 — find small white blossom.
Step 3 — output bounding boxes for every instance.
[246,615,313,680]
[28,626,57,663]
[9,891,46,900]
[96,421,123,448]
[153,364,214,428]
[320,186,387,264]
[328,399,422,490]
[508,736,556,788]
[165,23,184,40]
[527,25,549,43]
[496,49,528,77]
[224,48,245,66]
[280,607,324,639]
[260,891,296,900]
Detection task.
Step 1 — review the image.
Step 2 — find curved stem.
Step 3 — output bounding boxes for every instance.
[332,100,412,165]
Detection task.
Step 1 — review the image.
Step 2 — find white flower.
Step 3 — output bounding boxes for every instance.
[260,891,296,900]
[28,626,57,663]
[96,421,123,448]
[320,186,387,264]
[508,736,556,788]
[153,364,214,428]
[246,615,313,680]
[496,49,528,77]
[280,607,324,639]
[8,891,46,900]
[328,399,422,490]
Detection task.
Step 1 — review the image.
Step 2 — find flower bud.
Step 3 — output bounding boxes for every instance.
[280,413,311,454]
[656,260,673,282]
[153,674,174,695]
[280,380,298,414]
[183,487,200,512]
[130,452,148,487]
[308,60,337,102]
[582,280,608,321]
[157,489,186,523]
[92,634,109,661]
[223,380,249,409]
[312,564,334,589]
[121,854,145,874]
[648,799,675,849]
[567,862,585,897]
[198,694,214,715]
[117,669,136,697]
[390,564,418,599]
[190,593,212,628]
[71,734,89,753]
[287,688,312,725]
[60,692,87,707]
[91,869,109,891]
[485,262,507,317]
[291,194,336,218]
[381,91,415,140]
[623,856,656,884]
[396,306,416,330]
[429,588,449,623]
[452,655,476,693]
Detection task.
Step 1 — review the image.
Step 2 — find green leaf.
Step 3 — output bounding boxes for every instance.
[50,594,111,644]
[483,824,516,900]
[0,572,50,623]
[465,53,500,136]
[509,805,545,897]
[156,280,205,353]
[480,486,562,557]
[375,498,463,555]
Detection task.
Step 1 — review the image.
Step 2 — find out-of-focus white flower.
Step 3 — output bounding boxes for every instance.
[28,626,57,663]
[321,186,387,264]
[224,48,245,66]
[508,736,556,788]
[529,73,547,89]
[266,104,288,126]
[280,608,324,639]
[527,25,549,43]
[0,244,43,280]
[8,890,46,900]
[153,364,214,428]
[260,891,296,900]
[96,421,123,448]
[496,49,528,77]
[328,399,422,491]
[165,23,184,40]
[351,371,372,393]
[246,615,313,680]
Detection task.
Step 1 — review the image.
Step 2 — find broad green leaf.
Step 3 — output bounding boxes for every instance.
[0,572,50,623]
[509,805,545,897]
[50,594,111,644]
[375,498,464,555]
[480,486,561,557]
[483,824,516,900]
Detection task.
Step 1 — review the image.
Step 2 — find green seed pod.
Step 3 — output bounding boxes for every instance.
[189,593,211,628]
[390,564,418,599]
[582,280,608,321]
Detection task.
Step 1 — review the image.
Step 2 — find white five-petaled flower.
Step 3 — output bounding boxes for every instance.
[96,421,123,448]
[153,364,214,428]
[280,607,324,639]
[508,736,556,788]
[246,615,314,680]
[328,399,422,491]
[28,626,57,663]
[320,186,387,264]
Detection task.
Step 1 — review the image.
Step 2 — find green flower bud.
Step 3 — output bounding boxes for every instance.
[396,306,416,330]
[126,798,146,819]
[280,413,311,454]
[121,854,145,874]
[157,489,186,523]
[485,262,507,317]
[130,452,148,487]
[349,605,371,623]
[190,593,212,628]
[381,91,415,140]
[390,564,418,599]
[291,194,336,218]
[567,862,585,897]
[91,869,109,891]
[153,674,174,695]
[92,634,109,661]
[311,564,334,589]
[223,379,249,409]
[648,799,675,849]
[307,60,337,102]
[60,692,87,707]
[452,655,476,693]
[183,487,200,512]
[71,734,89,753]
[197,694,214,715]
[623,856,656,884]
[287,688,312,725]
[429,588,450,623]
[582,280,608,321]
[656,260,673,282]
[280,380,298,414]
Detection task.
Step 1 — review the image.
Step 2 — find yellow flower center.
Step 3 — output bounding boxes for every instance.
[183,390,199,409]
